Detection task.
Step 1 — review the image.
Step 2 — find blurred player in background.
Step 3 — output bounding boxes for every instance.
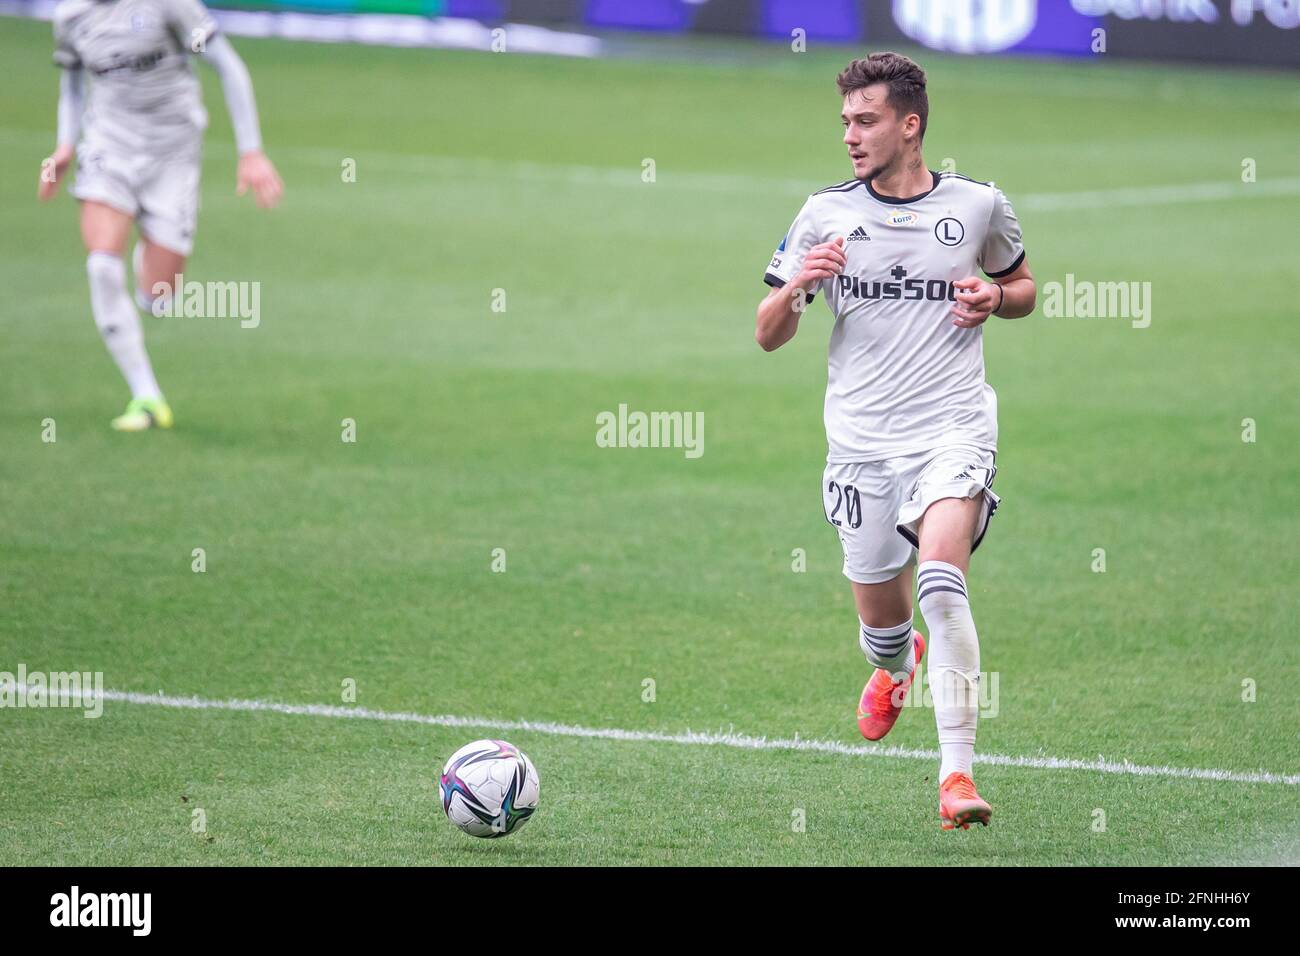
[755,53,1036,830]
[38,0,283,431]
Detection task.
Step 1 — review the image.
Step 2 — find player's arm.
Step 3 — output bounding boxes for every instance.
[951,257,1036,328]
[951,186,1034,327]
[197,33,283,208]
[992,257,1035,318]
[38,63,83,201]
[755,237,845,352]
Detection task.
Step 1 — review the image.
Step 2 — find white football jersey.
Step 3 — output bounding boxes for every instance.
[764,170,1025,463]
[53,0,218,151]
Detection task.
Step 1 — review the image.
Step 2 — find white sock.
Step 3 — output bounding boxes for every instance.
[87,252,162,401]
[859,617,916,679]
[917,560,979,781]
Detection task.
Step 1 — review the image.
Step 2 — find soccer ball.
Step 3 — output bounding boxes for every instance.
[439,739,539,838]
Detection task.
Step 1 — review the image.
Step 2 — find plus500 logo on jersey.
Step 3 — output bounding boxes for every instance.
[90,50,166,75]
[836,273,956,302]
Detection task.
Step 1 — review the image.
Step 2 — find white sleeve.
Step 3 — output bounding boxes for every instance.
[199,33,263,155]
[979,187,1025,278]
[56,66,85,147]
[763,196,827,301]
[53,17,81,68]
[162,0,219,52]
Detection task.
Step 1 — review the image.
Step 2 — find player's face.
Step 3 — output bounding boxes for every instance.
[841,85,910,181]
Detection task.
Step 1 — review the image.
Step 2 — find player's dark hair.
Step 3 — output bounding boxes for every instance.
[836,52,928,143]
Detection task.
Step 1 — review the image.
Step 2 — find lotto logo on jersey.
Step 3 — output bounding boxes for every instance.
[886,211,918,227]
[835,266,956,302]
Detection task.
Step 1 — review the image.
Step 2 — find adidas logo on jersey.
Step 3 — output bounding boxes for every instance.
[846,226,871,242]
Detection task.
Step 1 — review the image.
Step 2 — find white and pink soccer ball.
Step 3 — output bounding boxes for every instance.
[439,739,539,838]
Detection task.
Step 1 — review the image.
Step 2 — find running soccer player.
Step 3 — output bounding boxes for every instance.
[38,0,283,431]
[755,53,1035,830]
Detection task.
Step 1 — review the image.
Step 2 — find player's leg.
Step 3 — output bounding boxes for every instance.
[852,570,915,675]
[133,145,198,315]
[132,236,186,314]
[823,462,925,740]
[80,197,132,256]
[851,569,927,740]
[906,450,999,828]
[110,148,199,429]
[916,495,982,780]
[79,200,171,430]
[852,572,912,629]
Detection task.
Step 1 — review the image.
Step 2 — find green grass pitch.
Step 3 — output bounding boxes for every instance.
[1,16,1297,864]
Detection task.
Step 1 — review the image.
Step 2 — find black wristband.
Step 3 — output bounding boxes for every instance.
[992,283,1005,316]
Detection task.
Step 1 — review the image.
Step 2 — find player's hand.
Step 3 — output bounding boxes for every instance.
[794,237,847,290]
[951,277,1001,328]
[236,150,284,209]
[37,144,74,202]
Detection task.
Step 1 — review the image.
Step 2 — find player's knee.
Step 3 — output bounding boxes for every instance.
[86,252,137,338]
[86,251,127,295]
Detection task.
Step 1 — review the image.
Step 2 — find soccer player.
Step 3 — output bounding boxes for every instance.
[755,53,1035,830]
[38,0,283,431]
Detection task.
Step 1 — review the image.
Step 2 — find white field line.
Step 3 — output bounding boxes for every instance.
[1015,176,1300,212]
[2,126,1296,212]
[55,687,1300,787]
[283,144,1300,211]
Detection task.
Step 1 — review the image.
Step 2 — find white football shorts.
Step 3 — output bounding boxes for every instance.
[73,133,202,256]
[822,443,1000,584]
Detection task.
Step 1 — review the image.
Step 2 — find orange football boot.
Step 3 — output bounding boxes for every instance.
[938,772,991,830]
[856,632,925,741]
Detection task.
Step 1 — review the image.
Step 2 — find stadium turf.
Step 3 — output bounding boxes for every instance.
[1,16,1297,864]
